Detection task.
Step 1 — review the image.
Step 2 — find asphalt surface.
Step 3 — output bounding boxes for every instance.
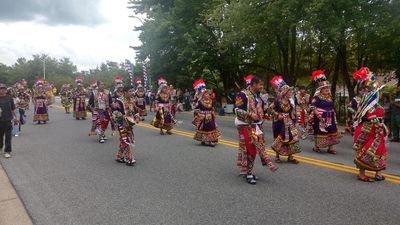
[1,103,400,225]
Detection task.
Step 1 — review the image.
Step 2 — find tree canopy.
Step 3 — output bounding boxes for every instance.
[129,0,400,98]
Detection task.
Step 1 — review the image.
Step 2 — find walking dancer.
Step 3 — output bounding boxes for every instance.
[352,67,388,182]
[88,81,113,143]
[150,78,174,135]
[113,75,124,100]
[192,79,221,147]
[234,75,277,185]
[88,80,99,136]
[269,76,301,163]
[134,78,147,120]
[295,86,310,139]
[309,70,341,154]
[112,86,140,166]
[33,79,49,124]
[73,77,87,120]
[60,84,73,114]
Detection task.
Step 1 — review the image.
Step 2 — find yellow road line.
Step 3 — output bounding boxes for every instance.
[52,105,400,184]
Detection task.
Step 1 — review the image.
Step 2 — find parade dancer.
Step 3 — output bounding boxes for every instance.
[352,67,388,182]
[88,80,99,136]
[113,75,124,100]
[192,79,221,147]
[269,76,301,164]
[112,86,140,166]
[33,79,49,124]
[72,77,87,120]
[16,79,30,109]
[234,75,277,185]
[150,78,174,135]
[309,70,341,154]
[295,86,310,139]
[134,78,147,120]
[60,84,73,114]
[88,81,113,143]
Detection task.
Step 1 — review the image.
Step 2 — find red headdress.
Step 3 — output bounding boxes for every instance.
[114,75,124,88]
[310,70,331,89]
[91,80,97,88]
[135,77,142,85]
[353,67,378,89]
[158,77,167,86]
[75,76,84,86]
[193,79,206,93]
[244,75,255,86]
[135,77,143,90]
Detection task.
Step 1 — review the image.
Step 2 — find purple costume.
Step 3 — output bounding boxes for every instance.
[193,97,220,143]
[310,95,341,148]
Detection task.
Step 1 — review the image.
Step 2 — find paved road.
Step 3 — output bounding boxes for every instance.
[1,104,400,225]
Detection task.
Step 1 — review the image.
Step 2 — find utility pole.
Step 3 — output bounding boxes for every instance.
[43,59,46,80]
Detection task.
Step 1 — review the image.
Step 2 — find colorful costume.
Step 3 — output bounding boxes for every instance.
[269,76,301,160]
[134,78,147,120]
[295,90,310,138]
[192,80,221,146]
[113,75,124,100]
[309,70,340,152]
[234,75,277,184]
[353,67,387,174]
[72,77,87,119]
[150,78,174,133]
[33,79,49,123]
[113,95,139,166]
[60,84,73,113]
[89,87,113,143]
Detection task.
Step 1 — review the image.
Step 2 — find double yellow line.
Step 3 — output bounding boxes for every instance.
[137,123,400,184]
[53,104,400,184]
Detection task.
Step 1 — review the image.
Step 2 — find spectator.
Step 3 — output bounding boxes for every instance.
[227,88,236,104]
[210,88,216,107]
[390,85,400,142]
[382,95,392,138]
[0,84,19,158]
[8,89,21,137]
[183,89,191,111]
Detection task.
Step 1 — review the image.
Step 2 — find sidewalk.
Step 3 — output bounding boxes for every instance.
[0,163,33,225]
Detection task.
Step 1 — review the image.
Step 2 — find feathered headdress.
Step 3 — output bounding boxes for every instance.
[35,78,44,86]
[91,80,97,88]
[244,75,255,86]
[310,70,331,89]
[158,77,167,86]
[114,75,124,88]
[270,76,291,97]
[75,76,84,85]
[135,77,142,86]
[135,77,143,90]
[353,67,378,90]
[193,79,206,94]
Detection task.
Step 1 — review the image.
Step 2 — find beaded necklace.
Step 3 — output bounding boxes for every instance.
[201,98,213,109]
[319,93,332,102]
[280,99,291,112]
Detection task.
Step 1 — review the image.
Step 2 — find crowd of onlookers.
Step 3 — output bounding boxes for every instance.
[382,84,400,142]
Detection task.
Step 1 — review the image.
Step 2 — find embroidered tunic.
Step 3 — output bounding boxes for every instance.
[269,99,301,156]
[310,94,341,148]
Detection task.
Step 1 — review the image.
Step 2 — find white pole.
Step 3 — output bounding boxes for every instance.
[43,60,46,80]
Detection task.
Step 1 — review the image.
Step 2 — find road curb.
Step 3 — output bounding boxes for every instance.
[0,162,34,225]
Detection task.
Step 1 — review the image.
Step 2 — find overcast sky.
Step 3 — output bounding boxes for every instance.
[0,0,142,71]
